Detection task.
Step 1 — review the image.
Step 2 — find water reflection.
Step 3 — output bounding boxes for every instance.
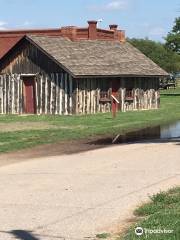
[161,121,180,139]
[112,126,161,144]
[90,121,180,145]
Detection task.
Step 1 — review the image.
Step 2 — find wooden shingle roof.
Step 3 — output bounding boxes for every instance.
[2,34,169,77]
[28,35,168,77]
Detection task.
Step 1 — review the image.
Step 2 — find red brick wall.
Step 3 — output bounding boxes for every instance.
[0,22,126,58]
[0,36,22,58]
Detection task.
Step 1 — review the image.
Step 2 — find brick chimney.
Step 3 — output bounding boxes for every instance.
[88,20,97,40]
[61,26,77,41]
[109,24,118,31]
[118,30,126,42]
[109,24,118,40]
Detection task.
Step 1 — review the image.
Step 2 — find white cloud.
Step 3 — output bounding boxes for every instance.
[0,21,7,26]
[105,1,127,10]
[89,0,128,11]
[0,21,7,30]
[23,21,32,26]
[149,27,165,36]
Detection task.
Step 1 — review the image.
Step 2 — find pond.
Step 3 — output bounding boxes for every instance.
[90,121,180,145]
[160,121,180,139]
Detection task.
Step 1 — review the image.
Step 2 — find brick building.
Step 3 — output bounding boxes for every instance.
[0,21,167,115]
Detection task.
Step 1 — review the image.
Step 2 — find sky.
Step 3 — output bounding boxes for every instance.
[0,0,179,42]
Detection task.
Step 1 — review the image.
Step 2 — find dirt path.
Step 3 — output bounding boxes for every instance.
[0,135,179,168]
[0,137,109,167]
[0,141,179,240]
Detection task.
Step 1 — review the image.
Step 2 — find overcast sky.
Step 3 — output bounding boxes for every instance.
[0,0,179,42]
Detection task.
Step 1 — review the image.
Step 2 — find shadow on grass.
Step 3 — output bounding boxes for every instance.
[160,93,180,96]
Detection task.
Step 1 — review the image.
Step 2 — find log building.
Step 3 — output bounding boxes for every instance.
[0,21,168,115]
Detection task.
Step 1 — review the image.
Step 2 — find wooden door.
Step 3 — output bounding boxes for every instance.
[112,79,120,95]
[23,77,36,114]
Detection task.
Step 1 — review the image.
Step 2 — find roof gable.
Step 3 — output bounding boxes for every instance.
[0,35,75,76]
[0,35,168,77]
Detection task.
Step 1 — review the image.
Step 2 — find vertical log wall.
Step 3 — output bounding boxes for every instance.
[74,78,111,114]
[0,73,74,115]
[0,74,160,115]
[119,88,160,112]
[0,74,23,114]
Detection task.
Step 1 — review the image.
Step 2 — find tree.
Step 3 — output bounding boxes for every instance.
[128,38,180,73]
[165,17,180,54]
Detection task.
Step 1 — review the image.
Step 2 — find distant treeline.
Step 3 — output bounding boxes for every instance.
[128,17,180,73]
[128,38,180,73]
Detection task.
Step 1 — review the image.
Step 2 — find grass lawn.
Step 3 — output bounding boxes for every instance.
[119,187,180,240]
[0,88,180,153]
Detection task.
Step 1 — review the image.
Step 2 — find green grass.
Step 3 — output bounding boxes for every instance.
[0,88,180,153]
[120,187,180,240]
[96,233,111,239]
[160,87,180,95]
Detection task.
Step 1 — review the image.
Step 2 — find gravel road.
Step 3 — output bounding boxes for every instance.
[0,141,179,240]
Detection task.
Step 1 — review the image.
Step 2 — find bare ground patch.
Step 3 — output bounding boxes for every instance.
[0,137,109,167]
[0,122,85,132]
[0,122,56,132]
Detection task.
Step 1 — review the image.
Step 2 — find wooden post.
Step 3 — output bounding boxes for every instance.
[75,79,79,114]
[61,73,65,115]
[87,79,90,114]
[17,75,20,114]
[55,73,59,115]
[7,75,10,113]
[59,73,63,115]
[40,75,43,114]
[97,88,100,112]
[35,77,38,114]
[0,75,3,114]
[111,94,120,118]
[121,88,125,112]
[82,79,85,114]
[45,76,48,114]
[4,75,6,114]
[20,77,23,114]
[93,81,96,114]
[79,85,82,114]
[50,74,53,114]
[11,75,15,114]
[90,79,94,114]
[155,91,158,109]
[64,73,68,115]
[69,75,73,114]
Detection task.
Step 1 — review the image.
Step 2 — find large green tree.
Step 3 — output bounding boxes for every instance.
[165,17,180,54]
[128,38,180,73]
